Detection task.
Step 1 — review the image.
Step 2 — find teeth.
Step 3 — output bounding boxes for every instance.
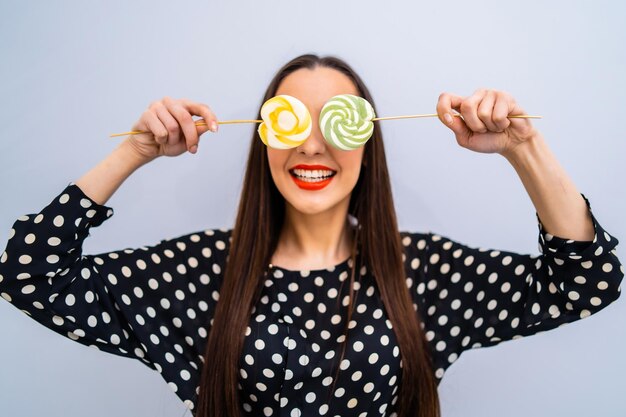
[292,169,335,178]
[291,168,336,182]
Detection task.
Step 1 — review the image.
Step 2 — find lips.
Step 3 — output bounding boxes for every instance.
[289,164,337,191]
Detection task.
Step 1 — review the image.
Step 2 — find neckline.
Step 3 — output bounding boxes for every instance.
[270,255,353,275]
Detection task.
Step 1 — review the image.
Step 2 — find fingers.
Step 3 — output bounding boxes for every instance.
[439,89,517,134]
[144,97,219,154]
[437,92,471,138]
[476,90,498,132]
[142,110,169,144]
[182,99,219,135]
[162,97,201,153]
[492,94,512,132]
[153,102,180,145]
[460,89,489,133]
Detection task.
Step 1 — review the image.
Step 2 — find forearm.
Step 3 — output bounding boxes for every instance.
[503,132,594,241]
[75,140,154,206]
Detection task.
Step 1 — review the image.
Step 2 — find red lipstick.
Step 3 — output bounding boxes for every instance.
[289,164,337,191]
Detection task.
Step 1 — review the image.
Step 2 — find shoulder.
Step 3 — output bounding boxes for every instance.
[399,230,457,254]
[171,228,233,252]
[143,228,233,263]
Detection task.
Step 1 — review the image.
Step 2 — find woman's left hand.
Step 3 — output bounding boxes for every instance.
[436,89,539,157]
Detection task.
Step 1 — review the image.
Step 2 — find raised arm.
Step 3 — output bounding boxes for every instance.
[436,88,592,241]
[76,96,219,205]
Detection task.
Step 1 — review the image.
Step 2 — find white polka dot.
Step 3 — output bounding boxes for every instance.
[602,263,613,273]
[590,297,602,306]
[548,305,560,317]
[581,261,593,269]
[19,255,32,265]
[531,303,540,315]
[180,370,191,381]
[65,294,75,306]
[53,215,64,227]
[597,281,609,290]
[21,285,36,295]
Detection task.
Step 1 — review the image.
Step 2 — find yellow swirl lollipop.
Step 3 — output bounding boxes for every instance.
[319,94,375,150]
[258,95,312,149]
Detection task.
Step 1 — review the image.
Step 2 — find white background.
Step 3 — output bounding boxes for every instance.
[0,1,624,416]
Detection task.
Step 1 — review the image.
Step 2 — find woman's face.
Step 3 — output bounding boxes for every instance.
[267,67,365,217]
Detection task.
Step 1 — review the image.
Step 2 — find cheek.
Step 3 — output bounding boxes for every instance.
[337,150,364,179]
[266,149,285,177]
[266,149,294,193]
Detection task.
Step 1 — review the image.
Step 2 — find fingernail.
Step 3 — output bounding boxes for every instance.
[210,122,218,132]
[189,145,198,154]
[444,113,453,124]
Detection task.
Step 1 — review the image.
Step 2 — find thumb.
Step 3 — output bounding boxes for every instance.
[194,118,213,136]
[446,113,473,138]
[436,93,472,137]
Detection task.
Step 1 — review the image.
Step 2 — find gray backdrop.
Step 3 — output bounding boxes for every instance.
[1,1,624,416]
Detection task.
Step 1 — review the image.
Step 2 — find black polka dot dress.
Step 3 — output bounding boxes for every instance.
[0,183,623,416]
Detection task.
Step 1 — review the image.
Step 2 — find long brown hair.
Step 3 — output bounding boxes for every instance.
[196,54,440,417]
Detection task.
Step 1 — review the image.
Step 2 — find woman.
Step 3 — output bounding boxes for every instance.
[0,54,622,417]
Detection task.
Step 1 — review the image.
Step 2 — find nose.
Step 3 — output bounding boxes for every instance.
[296,115,327,155]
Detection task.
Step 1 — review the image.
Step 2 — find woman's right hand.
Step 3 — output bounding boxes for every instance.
[125,97,219,161]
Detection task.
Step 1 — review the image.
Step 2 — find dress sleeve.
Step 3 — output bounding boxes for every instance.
[402,195,623,378]
[0,183,228,374]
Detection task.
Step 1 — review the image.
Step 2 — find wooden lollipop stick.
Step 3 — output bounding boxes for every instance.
[109,119,262,137]
[109,114,541,137]
[372,113,542,121]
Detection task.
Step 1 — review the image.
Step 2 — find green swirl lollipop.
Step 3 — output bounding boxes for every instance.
[319,94,375,150]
